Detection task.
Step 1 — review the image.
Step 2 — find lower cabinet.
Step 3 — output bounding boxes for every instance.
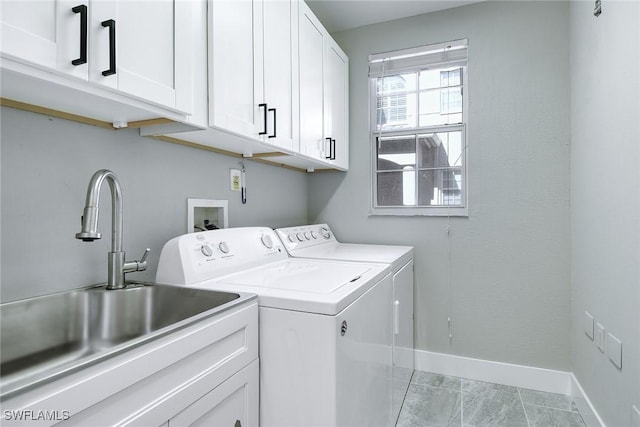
[0,301,258,427]
[168,359,259,427]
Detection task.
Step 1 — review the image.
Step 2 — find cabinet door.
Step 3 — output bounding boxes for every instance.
[89,0,191,112]
[262,0,296,151]
[0,0,60,69]
[169,359,259,427]
[325,37,349,169]
[209,0,262,139]
[56,0,89,80]
[298,1,326,161]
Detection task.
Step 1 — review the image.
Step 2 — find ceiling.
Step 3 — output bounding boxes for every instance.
[306,0,485,33]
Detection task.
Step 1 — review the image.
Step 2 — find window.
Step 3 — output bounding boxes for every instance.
[370,39,468,216]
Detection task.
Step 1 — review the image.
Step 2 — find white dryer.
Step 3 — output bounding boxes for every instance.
[275,223,414,422]
[156,227,394,427]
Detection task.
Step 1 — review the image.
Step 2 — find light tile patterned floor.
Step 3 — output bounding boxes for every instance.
[396,371,586,427]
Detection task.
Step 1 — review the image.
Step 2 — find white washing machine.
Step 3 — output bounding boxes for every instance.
[275,223,414,423]
[156,227,394,427]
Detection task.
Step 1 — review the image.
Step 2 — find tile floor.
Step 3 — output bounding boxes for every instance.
[396,371,586,427]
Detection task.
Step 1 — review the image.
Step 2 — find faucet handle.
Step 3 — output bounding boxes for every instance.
[139,248,150,264]
[124,248,151,274]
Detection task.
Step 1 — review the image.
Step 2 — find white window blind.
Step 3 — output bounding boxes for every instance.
[369,39,468,78]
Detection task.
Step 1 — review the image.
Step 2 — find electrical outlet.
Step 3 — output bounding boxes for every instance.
[606,332,622,369]
[595,323,605,353]
[584,311,594,340]
[230,169,241,192]
[632,405,640,427]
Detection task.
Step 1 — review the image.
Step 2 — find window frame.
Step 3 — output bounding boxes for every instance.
[369,48,469,217]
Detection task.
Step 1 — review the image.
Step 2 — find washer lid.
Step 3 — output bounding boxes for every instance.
[191,258,391,315]
[290,242,413,272]
[223,259,369,293]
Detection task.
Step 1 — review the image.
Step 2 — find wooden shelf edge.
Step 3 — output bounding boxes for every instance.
[313,168,344,173]
[1,98,183,132]
[1,97,115,130]
[127,118,175,128]
[152,136,311,173]
[0,99,343,174]
[250,152,289,158]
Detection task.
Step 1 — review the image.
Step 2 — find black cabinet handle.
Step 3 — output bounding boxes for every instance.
[258,103,268,135]
[101,19,116,76]
[71,5,87,66]
[325,137,332,159]
[331,139,336,160]
[268,108,276,138]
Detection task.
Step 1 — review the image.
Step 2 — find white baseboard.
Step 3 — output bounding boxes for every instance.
[414,350,603,427]
[394,347,414,370]
[414,349,571,394]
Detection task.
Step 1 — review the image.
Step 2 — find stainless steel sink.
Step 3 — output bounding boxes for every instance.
[0,283,254,400]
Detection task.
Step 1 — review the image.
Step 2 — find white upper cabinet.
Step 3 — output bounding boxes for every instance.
[0,1,60,69]
[324,37,349,169]
[298,1,349,170]
[1,0,194,123]
[209,0,258,138]
[93,1,191,112]
[298,2,326,161]
[1,0,348,171]
[209,0,297,152]
[261,0,298,152]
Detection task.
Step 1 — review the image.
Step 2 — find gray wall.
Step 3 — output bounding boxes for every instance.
[0,107,308,303]
[570,2,640,426]
[309,1,572,370]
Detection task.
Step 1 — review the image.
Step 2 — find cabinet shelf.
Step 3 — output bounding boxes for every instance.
[148,128,346,173]
[0,62,200,128]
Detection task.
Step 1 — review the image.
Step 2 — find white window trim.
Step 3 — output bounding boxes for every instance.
[368,57,469,217]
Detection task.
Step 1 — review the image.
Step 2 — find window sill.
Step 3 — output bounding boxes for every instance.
[369,206,468,217]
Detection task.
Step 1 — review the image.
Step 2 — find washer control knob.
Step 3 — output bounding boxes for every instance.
[304,232,311,240]
[320,227,331,239]
[261,234,274,249]
[310,231,318,239]
[296,233,305,242]
[288,234,296,243]
[218,242,230,254]
[200,244,213,257]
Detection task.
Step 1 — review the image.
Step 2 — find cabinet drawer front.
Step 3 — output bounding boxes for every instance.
[169,359,259,427]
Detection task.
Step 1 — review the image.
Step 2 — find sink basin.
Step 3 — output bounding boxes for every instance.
[0,283,253,400]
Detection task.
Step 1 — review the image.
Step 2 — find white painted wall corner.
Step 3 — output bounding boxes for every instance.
[570,374,607,427]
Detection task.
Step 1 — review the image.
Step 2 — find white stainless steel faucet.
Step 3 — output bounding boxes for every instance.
[75,169,149,289]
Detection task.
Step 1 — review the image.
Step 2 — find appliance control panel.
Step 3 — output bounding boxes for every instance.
[275,224,337,252]
[157,227,287,285]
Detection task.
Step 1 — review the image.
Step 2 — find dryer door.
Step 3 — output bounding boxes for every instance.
[392,260,414,423]
[393,259,414,370]
[336,274,394,427]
